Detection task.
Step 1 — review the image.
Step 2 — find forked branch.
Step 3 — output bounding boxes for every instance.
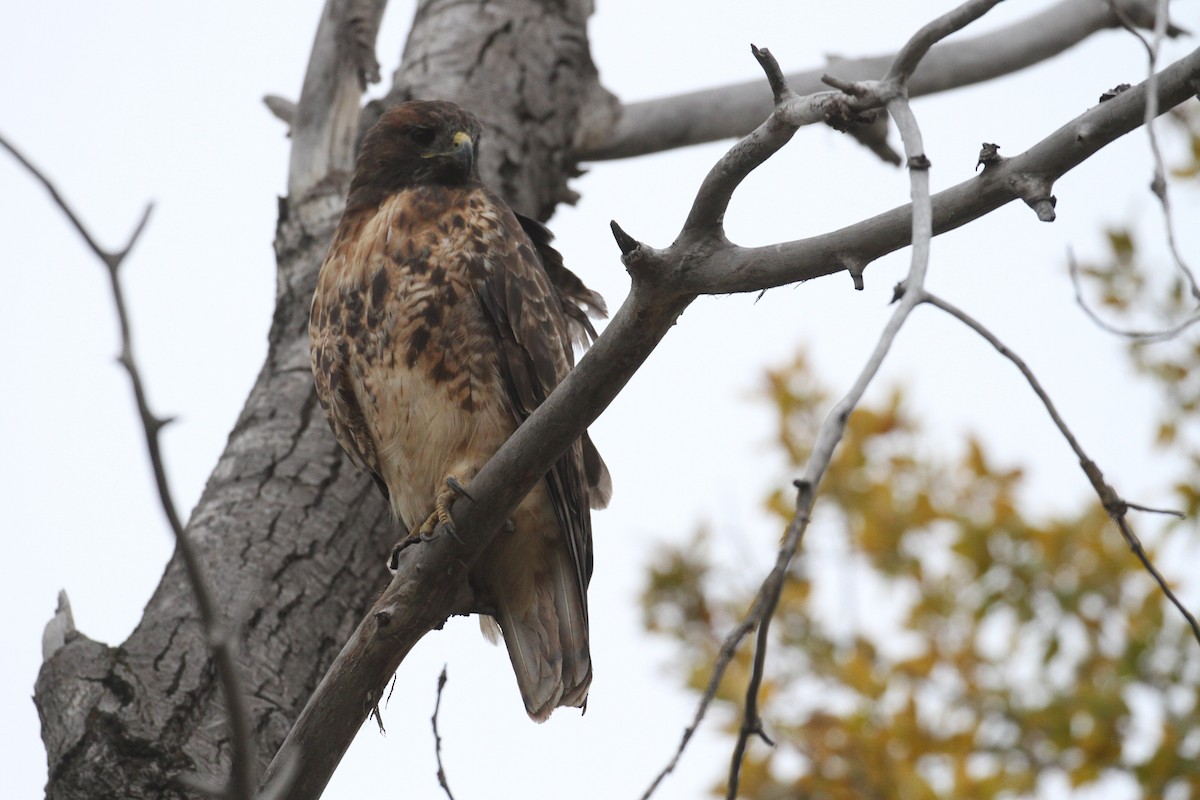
[0,132,257,800]
[722,2,1007,794]
[922,291,1200,645]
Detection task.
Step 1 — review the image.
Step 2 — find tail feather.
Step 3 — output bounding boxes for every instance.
[495,584,564,723]
[479,614,502,644]
[552,547,591,709]
[487,549,591,722]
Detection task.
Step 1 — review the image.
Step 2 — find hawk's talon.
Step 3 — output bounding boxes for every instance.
[445,475,474,502]
[418,515,456,538]
[387,539,415,573]
[412,476,463,542]
[417,520,463,544]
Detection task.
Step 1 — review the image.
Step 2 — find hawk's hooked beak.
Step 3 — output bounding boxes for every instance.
[450,131,474,173]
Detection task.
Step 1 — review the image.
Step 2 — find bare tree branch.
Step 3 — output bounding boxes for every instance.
[885,0,1003,83]
[288,0,387,199]
[574,0,1183,161]
[921,291,1200,646]
[0,132,258,800]
[431,667,455,800]
[1112,0,1199,296]
[263,94,297,130]
[681,44,1200,295]
[1069,0,1200,341]
[1113,0,1200,300]
[1068,249,1200,340]
[638,587,769,800]
[718,7,1200,792]
[722,3,1006,795]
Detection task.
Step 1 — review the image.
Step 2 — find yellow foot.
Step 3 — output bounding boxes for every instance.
[387,477,472,572]
[414,475,473,542]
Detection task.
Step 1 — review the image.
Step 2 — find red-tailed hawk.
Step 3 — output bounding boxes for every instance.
[309,100,610,721]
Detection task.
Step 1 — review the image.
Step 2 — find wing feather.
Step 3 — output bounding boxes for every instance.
[476,192,606,615]
[515,213,607,345]
[310,221,395,518]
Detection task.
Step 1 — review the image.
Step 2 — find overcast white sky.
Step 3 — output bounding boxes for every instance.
[3,1,1198,798]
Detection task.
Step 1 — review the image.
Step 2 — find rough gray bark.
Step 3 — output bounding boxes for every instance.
[34,186,389,799]
[34,0,601,797]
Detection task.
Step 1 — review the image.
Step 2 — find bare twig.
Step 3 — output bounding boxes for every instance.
[722,4,1003,796]
[1124,501,1186,518]
[921,291,1200,647]
[680,45,803,237]
[721,500,808,800]
[639,596,765,800]
[0,132,258,800]
[1102,0,1200,315]
[885,0,1004,83]
[1067,250,1200,341]
[719,25,1200,790]
[664,34,1200,795]
[431,667,455,800]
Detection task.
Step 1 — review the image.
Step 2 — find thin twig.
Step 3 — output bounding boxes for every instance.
[1067,249,1200,341]
[1138,0,1200,295]
[432,666,455,800]
[886,0,1005,83]
[1094,0,1200,323]
[1119,0,1200,299]
[639,588,769,799]
[1125,501,1186,517]
[724,5,1005,795]
[921,291,1200,647]
[0,131,258,800]
[0,132,128,269]
[722,501,811,800]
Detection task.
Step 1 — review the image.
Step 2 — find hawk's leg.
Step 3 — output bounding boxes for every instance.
[388,476,504,572]
[387,477,467,572]
[416,476,470,542]
[438,477,515,531]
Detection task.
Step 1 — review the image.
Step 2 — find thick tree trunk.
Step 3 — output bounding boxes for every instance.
[34,1,601,796]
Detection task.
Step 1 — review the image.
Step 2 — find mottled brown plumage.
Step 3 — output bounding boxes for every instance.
[309,100,610,721]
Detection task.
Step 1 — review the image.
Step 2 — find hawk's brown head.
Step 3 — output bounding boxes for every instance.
[347,100,483,211]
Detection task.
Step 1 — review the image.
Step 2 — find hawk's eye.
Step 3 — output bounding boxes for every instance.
[409,127,437,147]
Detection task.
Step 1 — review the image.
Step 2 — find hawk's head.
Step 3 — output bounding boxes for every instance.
[348,100,483,209]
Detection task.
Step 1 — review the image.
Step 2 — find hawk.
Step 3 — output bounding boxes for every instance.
[309,100,610,722]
